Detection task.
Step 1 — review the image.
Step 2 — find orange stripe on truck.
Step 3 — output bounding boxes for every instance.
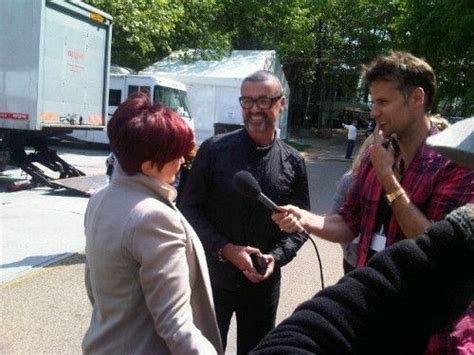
[41,112,59,121]
[88,115,104,125]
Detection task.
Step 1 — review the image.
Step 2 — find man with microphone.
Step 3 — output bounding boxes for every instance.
[178,70,310,354]
[273,51,473,265]
[272,51,473,351]
[253,117,474,354]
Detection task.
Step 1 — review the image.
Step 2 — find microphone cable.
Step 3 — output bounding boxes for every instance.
[300,231,325,289]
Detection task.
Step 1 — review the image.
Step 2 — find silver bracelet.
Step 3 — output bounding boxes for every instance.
[217,248,227,263]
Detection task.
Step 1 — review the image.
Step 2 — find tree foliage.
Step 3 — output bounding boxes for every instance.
[391,0,474,115]
[85,0,231,70]
[87,0,473,117]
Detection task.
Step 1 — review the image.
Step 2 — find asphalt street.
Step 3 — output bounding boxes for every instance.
[0,132,353,354]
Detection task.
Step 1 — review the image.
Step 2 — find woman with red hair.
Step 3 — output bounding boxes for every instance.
[82,93,222,354]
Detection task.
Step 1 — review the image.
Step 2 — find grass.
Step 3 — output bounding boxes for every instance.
[284,140,312,152]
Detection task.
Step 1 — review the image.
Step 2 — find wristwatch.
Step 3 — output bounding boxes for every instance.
[386,188,405,206]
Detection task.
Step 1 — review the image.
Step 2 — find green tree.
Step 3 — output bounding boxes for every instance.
[86,0,179,69]
[86,0,473,122]
[86,0,230,70]
[216,0,317,78]
[170,0,232,59]
[392,0,474,116]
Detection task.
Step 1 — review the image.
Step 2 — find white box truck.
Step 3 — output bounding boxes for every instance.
[0,0,112,191]
[67,72,194,144]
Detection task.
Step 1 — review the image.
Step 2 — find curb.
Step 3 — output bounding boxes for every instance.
[308,157,352,162]
[0,252,77,287]
[301,149,351,163]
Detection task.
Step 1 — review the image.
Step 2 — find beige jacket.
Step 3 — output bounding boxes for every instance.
[82,166,222,355]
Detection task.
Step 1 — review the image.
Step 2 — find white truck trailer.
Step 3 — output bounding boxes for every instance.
[0,0,112,191]
[67,73,194,144]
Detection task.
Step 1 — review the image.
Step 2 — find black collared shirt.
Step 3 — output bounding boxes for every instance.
[178,128,310,289]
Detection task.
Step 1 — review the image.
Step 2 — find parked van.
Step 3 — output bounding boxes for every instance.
[68,73,194,144]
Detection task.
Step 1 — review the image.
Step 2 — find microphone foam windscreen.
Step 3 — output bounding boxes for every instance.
[232,170,261,198]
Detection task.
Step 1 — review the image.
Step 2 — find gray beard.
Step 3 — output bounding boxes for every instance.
[244,116,275,134]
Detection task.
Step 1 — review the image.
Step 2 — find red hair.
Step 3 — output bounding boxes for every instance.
[107,92,195,175]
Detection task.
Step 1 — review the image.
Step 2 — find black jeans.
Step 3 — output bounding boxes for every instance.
[212,277,281,354]
[345,139,355,159]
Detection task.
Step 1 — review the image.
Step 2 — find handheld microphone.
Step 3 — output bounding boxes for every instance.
[232,170,279,212]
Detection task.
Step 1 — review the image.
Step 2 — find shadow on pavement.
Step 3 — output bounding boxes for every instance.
[45,253,86,267]
[0,253,85,269]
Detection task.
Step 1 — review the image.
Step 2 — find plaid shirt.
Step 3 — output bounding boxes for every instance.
[425,303,474,355]
[339,127,474,267]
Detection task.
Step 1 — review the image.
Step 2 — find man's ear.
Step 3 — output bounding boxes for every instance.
[279,96,286,113]
[411,87,425,108]
[140,160,155,176]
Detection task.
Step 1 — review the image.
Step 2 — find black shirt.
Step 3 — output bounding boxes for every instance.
[178,128,311,289]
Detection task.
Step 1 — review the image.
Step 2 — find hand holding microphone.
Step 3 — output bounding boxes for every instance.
[272,206,307,234]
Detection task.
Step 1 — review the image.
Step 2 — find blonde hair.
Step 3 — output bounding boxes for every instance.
[351,134,374,174]
[430,114,450,131]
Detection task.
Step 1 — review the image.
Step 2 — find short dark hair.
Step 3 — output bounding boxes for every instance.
[107,92,195,175]
[242,70,284,96]
[362,51,437,113]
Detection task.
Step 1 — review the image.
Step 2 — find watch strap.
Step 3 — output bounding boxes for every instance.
[386,188,405,205]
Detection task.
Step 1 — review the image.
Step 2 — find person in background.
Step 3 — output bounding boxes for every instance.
[430,113,450,131]
[105,152,116,181]
[272,51,473,351]
[82,93,222,355]
[365,119,375,137]
[253,117,474,355]
[342,120,357,159]
[178,70,310,354]
[330,134,374,274]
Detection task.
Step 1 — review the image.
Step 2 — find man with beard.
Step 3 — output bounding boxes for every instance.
[178,70,310,354]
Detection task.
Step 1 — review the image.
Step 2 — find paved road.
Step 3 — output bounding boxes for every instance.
[0,142,351,354]
[0,145,108,285]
